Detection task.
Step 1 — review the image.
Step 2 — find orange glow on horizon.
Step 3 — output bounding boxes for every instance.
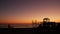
[0,19,60,24]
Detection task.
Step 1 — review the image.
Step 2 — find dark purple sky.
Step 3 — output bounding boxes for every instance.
[0,0,60,23]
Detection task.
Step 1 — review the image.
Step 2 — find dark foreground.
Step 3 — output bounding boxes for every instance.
[0,22,60,34]
[0,28,60,34]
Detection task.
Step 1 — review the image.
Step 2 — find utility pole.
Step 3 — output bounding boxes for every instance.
[32,20,34,28]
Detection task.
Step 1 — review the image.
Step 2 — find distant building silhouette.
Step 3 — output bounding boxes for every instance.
[37,18,57,31]
[32,18,60,32]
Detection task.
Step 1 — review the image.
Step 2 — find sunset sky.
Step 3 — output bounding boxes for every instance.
[0,0,60,24]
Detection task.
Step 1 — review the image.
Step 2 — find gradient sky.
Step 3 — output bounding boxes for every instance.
[0,0,60,23]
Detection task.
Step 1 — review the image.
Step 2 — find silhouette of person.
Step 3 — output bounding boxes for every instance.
[8,24,11,28]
